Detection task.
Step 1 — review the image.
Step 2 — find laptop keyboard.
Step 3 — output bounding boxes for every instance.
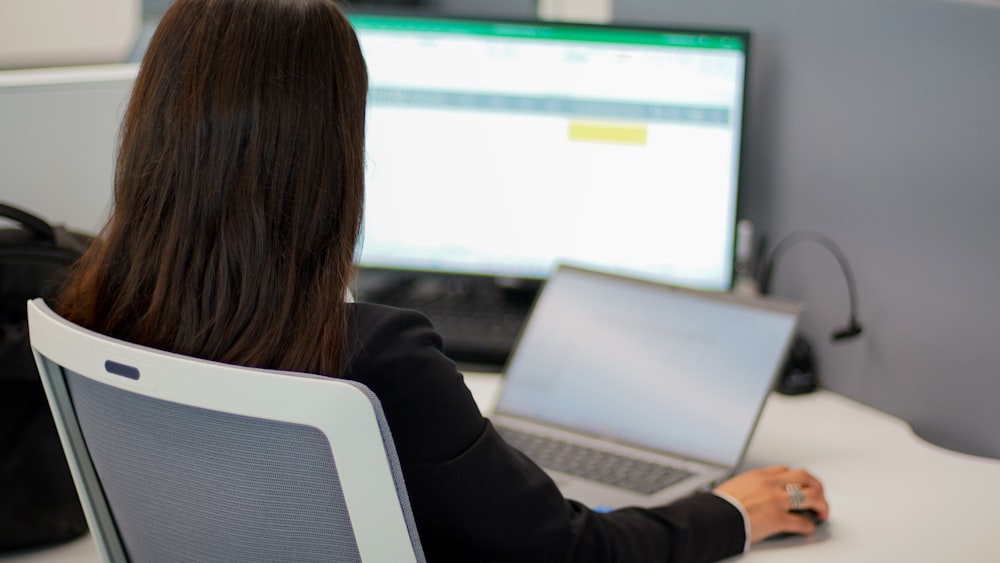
[356,272,535,367]
[496,426,694,495]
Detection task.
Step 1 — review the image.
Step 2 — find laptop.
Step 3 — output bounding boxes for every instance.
[490,264,801,510]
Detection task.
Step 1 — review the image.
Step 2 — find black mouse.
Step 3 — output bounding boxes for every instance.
[792,509,822,525]
[766,509,824,540]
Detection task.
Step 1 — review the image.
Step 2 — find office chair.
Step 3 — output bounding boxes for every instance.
[26,298,425,563]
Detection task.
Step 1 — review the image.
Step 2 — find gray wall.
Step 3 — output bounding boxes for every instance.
[612,0,1000,458]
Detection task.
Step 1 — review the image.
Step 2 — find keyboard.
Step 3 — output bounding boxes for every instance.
[496,425,694,495]
[356,271,536,368]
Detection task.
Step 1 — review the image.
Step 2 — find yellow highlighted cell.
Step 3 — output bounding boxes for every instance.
[568,121,648,145]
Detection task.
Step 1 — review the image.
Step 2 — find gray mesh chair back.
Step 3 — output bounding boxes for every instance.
[27,299,425,563]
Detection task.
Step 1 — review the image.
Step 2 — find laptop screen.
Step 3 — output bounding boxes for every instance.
[495,265,800,468]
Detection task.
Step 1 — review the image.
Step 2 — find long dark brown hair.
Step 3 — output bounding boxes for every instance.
[59,0,368,377]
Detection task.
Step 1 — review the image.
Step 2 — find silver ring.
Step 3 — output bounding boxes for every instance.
[786,483,806,511]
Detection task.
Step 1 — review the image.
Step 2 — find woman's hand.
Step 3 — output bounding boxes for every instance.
[714,465,829,543]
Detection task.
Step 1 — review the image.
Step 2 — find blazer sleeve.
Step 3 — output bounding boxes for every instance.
[346,303,746,563]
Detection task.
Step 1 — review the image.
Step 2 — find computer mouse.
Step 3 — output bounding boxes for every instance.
[766,509,824,540]
[792,509,822,525]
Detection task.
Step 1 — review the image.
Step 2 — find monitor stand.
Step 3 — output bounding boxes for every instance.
[354,268,540,371]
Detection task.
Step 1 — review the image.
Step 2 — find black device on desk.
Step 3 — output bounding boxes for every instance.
[349,12,752,368]
[356,270,537,368]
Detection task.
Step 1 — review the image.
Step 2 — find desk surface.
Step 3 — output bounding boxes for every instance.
[6,373,999,563]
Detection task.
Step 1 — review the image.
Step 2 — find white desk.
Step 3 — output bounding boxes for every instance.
[6,373,999,562]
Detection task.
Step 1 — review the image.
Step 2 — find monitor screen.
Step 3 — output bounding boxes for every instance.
[350,12,749,291]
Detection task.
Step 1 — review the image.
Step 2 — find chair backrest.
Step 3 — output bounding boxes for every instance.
[26,298,425,563]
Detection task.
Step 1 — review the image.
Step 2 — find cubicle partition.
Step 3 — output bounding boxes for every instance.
[0,64,136,233]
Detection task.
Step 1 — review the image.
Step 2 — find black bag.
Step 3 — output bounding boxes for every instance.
[0,202,93,551]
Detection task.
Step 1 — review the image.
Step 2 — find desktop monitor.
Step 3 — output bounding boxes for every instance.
[349,12,750,292]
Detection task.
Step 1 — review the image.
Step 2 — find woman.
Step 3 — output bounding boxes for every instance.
[58,0,829,561]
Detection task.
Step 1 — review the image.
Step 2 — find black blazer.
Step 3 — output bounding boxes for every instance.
[345,302,745,563]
